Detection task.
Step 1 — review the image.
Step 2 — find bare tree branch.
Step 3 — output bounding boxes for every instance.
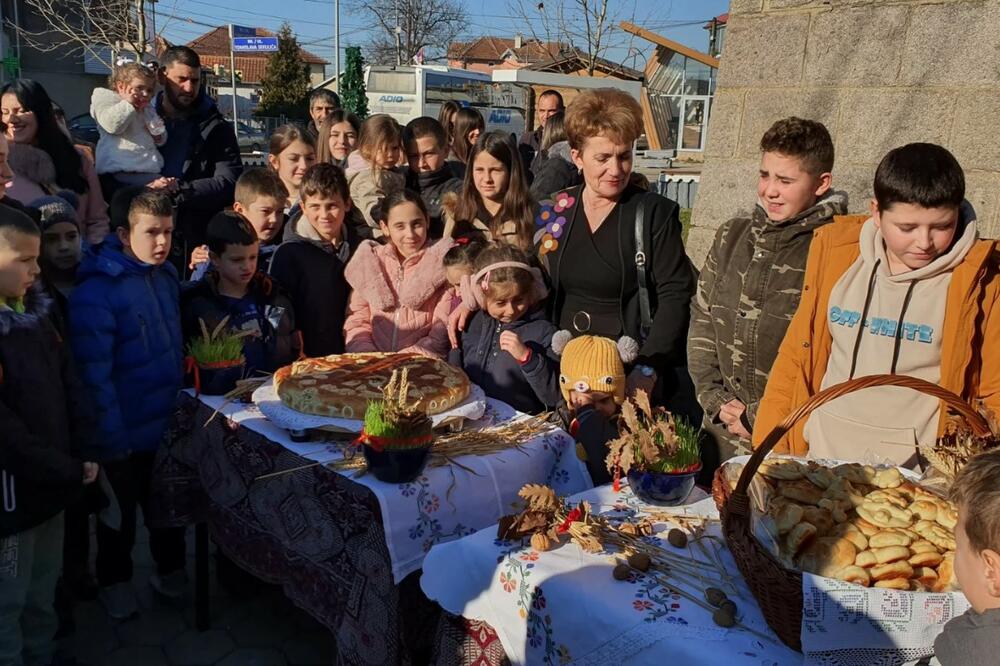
[9,0,155,70]
[355,0,465,66]
[507,0,671,76]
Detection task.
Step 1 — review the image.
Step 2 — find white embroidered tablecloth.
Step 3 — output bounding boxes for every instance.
[801,573,967,666]
[192,390,593,582]
[420,484,802,665]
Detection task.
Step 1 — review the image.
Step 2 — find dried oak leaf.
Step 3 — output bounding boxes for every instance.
[620,400,641,435]
[514,510,551,534]
[574,534,603,554]
[634,390,654,421]
[605,433,634,475]
[638,430,659,466]
[497,514,518,540]
[518,484,559,512]
[497,510,550,539]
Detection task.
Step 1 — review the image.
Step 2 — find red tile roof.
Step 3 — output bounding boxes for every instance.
[703,13,728,29]
[200,55,293,85]
[186,26,328,65]
[448,36,564,63]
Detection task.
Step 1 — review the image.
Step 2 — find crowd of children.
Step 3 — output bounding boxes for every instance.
[0,58,997,662]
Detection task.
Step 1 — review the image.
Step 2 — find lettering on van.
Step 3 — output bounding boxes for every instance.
[378,95,406,103]
[488,109,512,124]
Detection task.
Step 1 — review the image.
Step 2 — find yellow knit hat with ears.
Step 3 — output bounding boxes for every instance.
[556,334,636,405]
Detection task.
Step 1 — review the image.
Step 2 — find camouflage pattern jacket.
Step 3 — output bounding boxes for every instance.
[688,192,849,438]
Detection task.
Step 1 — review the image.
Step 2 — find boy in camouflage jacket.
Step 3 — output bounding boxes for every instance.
[688,117,847,473]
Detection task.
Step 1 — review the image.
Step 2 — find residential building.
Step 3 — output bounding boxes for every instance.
[448,34,642,134]
[447,35,565,74]
[621,21,719,159]
[186,26,328,120]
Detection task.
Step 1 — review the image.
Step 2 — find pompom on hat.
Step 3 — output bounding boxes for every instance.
[555,334,638,405]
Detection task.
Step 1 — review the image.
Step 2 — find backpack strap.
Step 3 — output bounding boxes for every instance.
[634,193,653,340]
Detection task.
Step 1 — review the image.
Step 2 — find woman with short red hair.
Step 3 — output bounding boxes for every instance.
[539,88,696,414]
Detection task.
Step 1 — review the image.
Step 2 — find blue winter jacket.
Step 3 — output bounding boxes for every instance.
[68,236,184,462]
[448,307,561,415]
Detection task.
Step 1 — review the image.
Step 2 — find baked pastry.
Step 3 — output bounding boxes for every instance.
[837,565,871,587]
[780,480,824,506]
[933,554,958,592]
[274,352,471,418]
[797,537,858,578]
[909,551,944,568]
[871,561,913,582]
[872,545,910,565]
[749,458,961,592]
[760,459,805,481]
[785,522,817,555]
[874,578,911,590]
[869,530,912,549]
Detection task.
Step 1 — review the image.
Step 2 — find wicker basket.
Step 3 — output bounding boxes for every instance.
[711,374,990,651]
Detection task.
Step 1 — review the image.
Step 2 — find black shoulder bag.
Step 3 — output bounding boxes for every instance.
[634,193,653,342]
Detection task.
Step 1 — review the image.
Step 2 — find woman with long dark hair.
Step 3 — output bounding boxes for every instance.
[315,109,361,169]
[448,107,484,166]
[437,100,461,151]
[444,131,535,249]
[1,79,108,244]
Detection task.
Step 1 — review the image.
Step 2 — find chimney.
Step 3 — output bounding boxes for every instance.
[514,34,523,50]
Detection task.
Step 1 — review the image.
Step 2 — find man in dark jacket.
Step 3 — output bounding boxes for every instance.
[68,190,186,619]
[306,88,341,138]
[0,208,98,665]
[518,90,563,173]
[153,46,243,265]
[403,117,463,238]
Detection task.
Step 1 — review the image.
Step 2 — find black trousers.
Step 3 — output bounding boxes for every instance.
[95,452,186,587]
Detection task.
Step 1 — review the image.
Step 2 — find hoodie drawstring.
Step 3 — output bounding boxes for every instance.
[890,281,918,375]
[848,260,880,380]
[848,258,919,379]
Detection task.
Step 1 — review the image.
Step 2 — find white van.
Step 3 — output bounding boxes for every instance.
[364,65,529,137]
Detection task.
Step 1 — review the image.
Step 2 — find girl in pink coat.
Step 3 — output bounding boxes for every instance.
[343,190,454,358]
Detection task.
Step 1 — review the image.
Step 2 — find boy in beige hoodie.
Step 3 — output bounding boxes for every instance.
[755,143,1000,466]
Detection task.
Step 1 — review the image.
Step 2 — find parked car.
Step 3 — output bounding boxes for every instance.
[231,121,267,153]
[68,113,100,146]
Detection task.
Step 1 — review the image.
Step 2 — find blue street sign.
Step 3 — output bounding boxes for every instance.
[232,37,279,52]
[232,25,256,38]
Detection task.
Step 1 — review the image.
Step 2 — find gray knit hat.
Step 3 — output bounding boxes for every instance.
[30,191,80,232]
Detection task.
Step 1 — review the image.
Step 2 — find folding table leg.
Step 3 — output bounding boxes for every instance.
[195,522,210,631]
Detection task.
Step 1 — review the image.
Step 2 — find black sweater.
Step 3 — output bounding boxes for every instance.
[406,165,464,239]
[543,184,696,372]
[0,286,94,536]
[269,220,360,358]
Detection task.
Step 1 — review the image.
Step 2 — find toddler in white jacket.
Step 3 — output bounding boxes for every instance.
[90,60,167,187]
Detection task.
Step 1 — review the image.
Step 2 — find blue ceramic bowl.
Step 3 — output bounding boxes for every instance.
[627,466,701,506]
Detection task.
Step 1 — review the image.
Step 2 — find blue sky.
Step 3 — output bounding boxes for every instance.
[155,0,730,74]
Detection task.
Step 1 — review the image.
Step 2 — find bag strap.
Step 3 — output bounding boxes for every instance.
[634,194,653,340]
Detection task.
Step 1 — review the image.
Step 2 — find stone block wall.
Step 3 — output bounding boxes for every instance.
[687,0,1000,267]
